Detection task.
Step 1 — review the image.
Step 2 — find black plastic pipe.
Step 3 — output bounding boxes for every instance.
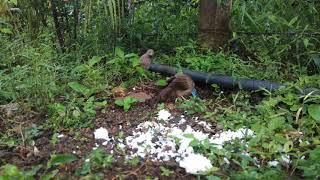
[149,64,285,91]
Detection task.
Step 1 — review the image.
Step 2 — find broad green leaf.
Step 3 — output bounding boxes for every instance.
[124,53,138,58]
[131,57,140,67]
[155,79,168,87]
[94,101,107,107]
[88,56,102,67]
[123,96,138,112]
[47,154,77,169]
[308,104,320,122]
[283,141,293,153]
[68,82,91,96]
[115,99,124,106]
[115,47,124,58]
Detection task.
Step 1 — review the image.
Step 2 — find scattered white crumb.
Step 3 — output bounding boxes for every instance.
[223,157,230,164]
[85,159,90,162]
[281,154,291,164]
[118,143,125,149]
[179,154,213,174]
[179,118,187,125]
[92,147,97,150]
[57,134,64,138]
[210,128,254,149]
[92,109,255,175]
[157,109,171,121]
[76,146,79,148]
[94,127,110,141]
[198,121,211,129]
[102,141,108,146]
[268,160,279,167]
[72,151,76,154]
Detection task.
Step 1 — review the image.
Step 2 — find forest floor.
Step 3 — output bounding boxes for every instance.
[1,82,255,179]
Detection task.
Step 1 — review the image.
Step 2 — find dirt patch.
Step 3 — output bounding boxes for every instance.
[0,83,221,179]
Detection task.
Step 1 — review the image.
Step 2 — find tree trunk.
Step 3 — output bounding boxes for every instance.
[50,0,65,52]
[199,0,232,51]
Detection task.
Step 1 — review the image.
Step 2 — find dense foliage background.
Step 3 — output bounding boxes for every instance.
[1,0,320,179]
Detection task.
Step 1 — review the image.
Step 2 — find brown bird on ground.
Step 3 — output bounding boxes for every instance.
[150,73,195,105]
[140,49,154,69]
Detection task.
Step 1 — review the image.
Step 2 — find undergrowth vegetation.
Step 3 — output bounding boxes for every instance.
[1,0,320,179]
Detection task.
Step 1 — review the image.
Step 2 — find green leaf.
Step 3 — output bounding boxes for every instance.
[115,47,125,58]
[308,104,320,122]
[115,99,124,106]
[155,79,168,87]
[68,82,91,96]
[206,175,221,180]
[312,55,320,69]
[75,162,91,176]
[47,154,77,169]
[0,164,20,176]
[94,101,107,107]
[73,64,88,73]
[72,109,81,118]
[288,16,298,27]
[0,28,12,34]
[283,141,293,153]
[160,166,173,176]
[88,56,102,67]
[40,170,59,180]
[49,103,66,117]
[268,117,285,131]
[124,53,138,58]
[115,97,138,112]
[10,0,18,5]
[303,39,309,48]
[123,96,138,112]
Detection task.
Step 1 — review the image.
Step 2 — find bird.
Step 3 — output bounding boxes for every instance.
[140,49,154,69]
[150,73,195,105]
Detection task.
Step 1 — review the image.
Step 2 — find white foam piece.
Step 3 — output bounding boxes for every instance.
[94,127,110,141]
[281,154,291,164]
[268,160,279,167]
[179,154,213,174]
[157,109,171,121]
[94,109,255,175]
